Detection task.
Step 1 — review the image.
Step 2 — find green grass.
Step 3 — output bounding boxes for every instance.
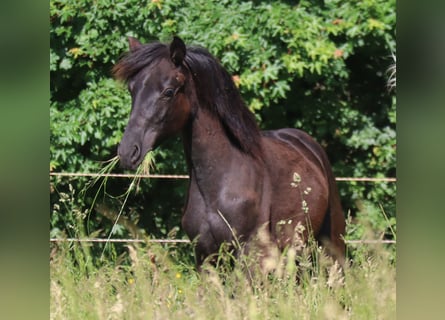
[50,237,395,319]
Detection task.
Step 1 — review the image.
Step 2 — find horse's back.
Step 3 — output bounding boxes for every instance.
[260,128,344,260]
[261,128,328,171]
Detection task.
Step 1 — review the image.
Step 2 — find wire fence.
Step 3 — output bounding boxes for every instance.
[49,238,190,244]
[49,238,395,245]
[50,171,396,246]
[50,171,397,182]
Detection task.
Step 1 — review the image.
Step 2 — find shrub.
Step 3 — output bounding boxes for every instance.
[50,0,396,245]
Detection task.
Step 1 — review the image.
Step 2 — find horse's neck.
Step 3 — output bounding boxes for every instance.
[182,108,242,181]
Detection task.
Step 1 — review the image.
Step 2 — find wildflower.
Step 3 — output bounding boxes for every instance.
[291,172,301,187]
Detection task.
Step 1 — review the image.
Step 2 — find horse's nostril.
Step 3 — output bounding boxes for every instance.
[130,145,140,163]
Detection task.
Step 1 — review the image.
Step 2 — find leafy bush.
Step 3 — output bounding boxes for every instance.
[50,0,396,246]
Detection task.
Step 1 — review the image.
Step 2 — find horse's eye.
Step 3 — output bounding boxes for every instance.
[163,88,175,98]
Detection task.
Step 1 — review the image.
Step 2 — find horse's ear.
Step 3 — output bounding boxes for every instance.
[170,36,186,66]
[128,36,142,52]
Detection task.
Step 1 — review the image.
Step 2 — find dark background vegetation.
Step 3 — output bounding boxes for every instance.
[50,0,396,249]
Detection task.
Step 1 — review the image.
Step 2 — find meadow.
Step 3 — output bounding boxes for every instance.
[50,231,395,320]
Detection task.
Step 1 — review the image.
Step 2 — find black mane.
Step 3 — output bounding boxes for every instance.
[113,41,262,158]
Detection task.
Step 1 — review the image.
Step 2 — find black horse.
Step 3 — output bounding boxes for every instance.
[114,36,345,269]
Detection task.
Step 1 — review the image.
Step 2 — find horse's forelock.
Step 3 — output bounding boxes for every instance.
[113,42,169,82]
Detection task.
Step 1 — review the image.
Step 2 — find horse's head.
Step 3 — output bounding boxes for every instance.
[115,37,192,169]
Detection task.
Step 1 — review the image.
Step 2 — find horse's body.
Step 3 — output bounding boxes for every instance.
[114,37,345,268]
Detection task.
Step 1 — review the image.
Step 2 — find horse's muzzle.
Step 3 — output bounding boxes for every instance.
[117,143,141,170]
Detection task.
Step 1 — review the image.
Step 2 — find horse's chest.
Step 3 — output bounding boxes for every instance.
[182,179,263,244]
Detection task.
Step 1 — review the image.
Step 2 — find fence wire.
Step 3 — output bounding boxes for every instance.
[50,172,396,182]
[50,171,396,246]
[49,238,395,245]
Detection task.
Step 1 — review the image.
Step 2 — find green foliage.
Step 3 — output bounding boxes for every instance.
[50,0,396,243]
[50,79,129,171]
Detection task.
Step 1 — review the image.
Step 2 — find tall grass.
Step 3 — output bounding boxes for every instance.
[78,152,156,253]
[387,52,396,91]
[50,235,395,320]
[51,155,395,319]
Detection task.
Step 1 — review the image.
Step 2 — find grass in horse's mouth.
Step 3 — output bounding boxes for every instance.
[79,151,156,257]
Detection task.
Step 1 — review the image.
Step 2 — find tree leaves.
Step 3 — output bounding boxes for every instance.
[50,0,396,240]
